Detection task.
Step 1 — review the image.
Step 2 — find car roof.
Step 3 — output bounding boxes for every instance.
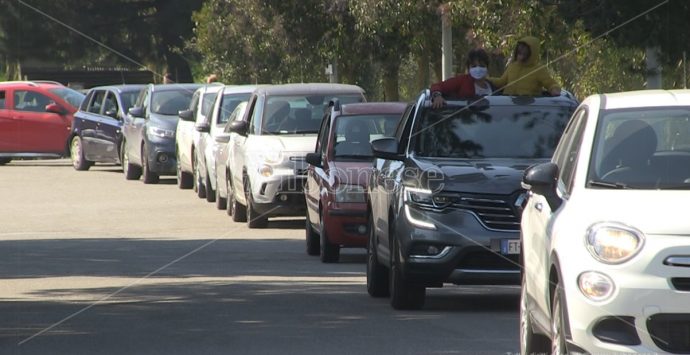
[0,81,65,89]
[255,83,365,96]
[88,84,146,93]
[222,84,267,95]
[445,94,578,108]
[339,102,407,116]
[600,90,690,110]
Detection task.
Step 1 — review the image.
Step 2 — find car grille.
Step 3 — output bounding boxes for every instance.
[452,193,521,231]
[457,250,520,271]
[647,314,690,353]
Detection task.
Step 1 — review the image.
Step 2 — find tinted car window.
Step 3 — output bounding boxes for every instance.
[262,95,363,134]
[412,105,571,159]
[120,91,139,112]
[333,114,401,159]
[48,87,85,109]
[88,91,106,114]
[14,90,52,112]
[218,93,251,124]
[151,90,195,115]
[0,91,5,109]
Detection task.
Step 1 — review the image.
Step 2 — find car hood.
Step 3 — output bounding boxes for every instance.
[249,135,317,155]
[331,161,373,187]
[407,156,546,195]
[149,113,179,131]
[571,190,690,235]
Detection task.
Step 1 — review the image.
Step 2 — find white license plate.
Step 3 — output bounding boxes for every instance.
[501,239,521,255]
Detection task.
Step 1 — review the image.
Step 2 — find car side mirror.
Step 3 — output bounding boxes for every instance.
[105,109,118,119]
[195,122,211,133]
[45,103,66,115]
[178,109,195,122]
[228,120,248,136]
[371,137,402,161]
[128,106,144,118]
[522,162,562,211]
[305,152,322,168]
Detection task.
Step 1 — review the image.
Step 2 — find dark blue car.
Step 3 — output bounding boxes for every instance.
[70,85,145,170]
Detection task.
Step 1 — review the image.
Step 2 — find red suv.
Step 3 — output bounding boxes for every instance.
[304,101,406,262]
[0,81,85,164]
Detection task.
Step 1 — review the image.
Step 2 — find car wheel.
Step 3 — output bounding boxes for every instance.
[367,215,389,297]
[195,157,207,198]
[123,144,141,180]
[520,277,550,354]
[70,136,92,171]
[142,144,159,184]
[228,177,247,222]
[305,212,320,256]
[205,172,216,203]
[319,212,339,263]
[0,158,11,165]
[176,151,193,189]
[551,282,568,355]
[390,239,425,310]
[246,181,268,229]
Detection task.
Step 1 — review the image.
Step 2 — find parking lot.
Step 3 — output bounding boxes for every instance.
[0,159,520,354]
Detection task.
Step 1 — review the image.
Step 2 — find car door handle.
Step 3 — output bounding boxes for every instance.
[535,202,543,212]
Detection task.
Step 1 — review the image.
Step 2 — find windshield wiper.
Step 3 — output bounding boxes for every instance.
[587,180,628,189]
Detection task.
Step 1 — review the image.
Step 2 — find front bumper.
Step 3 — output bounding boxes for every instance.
[324,202,368,247]
[145,137,176,175]
[398,205,521,286]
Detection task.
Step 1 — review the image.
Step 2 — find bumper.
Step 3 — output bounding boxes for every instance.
[398,206,521,286]
[249,175,307,217]
[145,139,176,175]
[560,236,690,354]
[324,202,368,247]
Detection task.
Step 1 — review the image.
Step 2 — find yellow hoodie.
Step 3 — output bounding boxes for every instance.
[489,36,560,96]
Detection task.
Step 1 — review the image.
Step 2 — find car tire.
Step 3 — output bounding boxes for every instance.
[122,144,141,180]
[305,212,320,256]
[215,181,226,210]
[367,215,389,297]
[0,158,11,165]
[142,144,159,184]
[390,239,425,310]
[70,136,92,171]
[319,212,339,263]
[227,176,247,221]
[551,282,568,355]
[176,152,193,189]
[195,157,207,199]
[206,173,216,203]
[520,277,550,354]
[246,182,268,229]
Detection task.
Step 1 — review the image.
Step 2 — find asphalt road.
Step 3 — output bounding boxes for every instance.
[0,159,520,355]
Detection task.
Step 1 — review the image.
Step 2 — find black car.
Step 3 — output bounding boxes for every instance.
[122,83,203,183]
[366,90,577,309]
[70,85,144,170]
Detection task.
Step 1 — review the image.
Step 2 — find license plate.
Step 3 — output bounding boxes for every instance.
[500,239,521,255]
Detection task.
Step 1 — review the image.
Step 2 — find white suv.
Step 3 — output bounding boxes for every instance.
[521,90,690,354]
[226,83,366,228]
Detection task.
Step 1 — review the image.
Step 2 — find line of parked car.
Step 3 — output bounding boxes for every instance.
[5,79,690,354]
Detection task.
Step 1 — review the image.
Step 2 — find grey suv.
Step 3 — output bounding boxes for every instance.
[366,90,577,309]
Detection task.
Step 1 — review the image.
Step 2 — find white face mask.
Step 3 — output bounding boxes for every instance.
[469,66,488,80]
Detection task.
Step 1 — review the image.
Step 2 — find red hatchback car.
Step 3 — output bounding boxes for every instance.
[0,81,85,164]
[304,101,407,263]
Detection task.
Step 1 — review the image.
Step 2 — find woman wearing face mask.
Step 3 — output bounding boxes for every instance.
[430,48,493,109]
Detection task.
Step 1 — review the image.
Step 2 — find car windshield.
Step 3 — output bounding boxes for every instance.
[262,94,363,134]
[49,87,85,109]
[333,114,401,160]
[412,105,572,159]
[218,93,251,124]
[588,107,690,189]
[151,90,195,115]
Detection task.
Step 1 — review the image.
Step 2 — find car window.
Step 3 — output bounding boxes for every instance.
[218,93,251,124]
[316,114,331,155]
[151,90,194,115]
[0,91,5,109]
[201,92,219,118]
[223,102,249,133]
[412,105,572,159]
[48,87,85,109]
[80,91,94,111]
[247,95,264,135]
[103,92,118,117]
[88,90,107,114]
[588,106,690,189]
[14,90,53,112]
[120,90,139,112]
[333,114,402,159]
[396,104,416,153]
[557,108,587,194]
[189,91,200,114]
[262,94,362,134]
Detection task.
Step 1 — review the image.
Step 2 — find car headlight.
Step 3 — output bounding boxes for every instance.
[250,148,283,165]
[585,222,644,264]
[403,186,455,209]
[335,184,366,203]
[147,126,175,139]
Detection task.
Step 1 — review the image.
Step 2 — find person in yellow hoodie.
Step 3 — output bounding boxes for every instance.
[489,36,561,96]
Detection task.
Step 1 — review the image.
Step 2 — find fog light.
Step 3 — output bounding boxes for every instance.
[158,154,168,163]
[259,165,273,177]
[427,245,439,255]
[279,194,288,202]
[578,271,615,301]
[357,225,367,234]
[409,244,450,259]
